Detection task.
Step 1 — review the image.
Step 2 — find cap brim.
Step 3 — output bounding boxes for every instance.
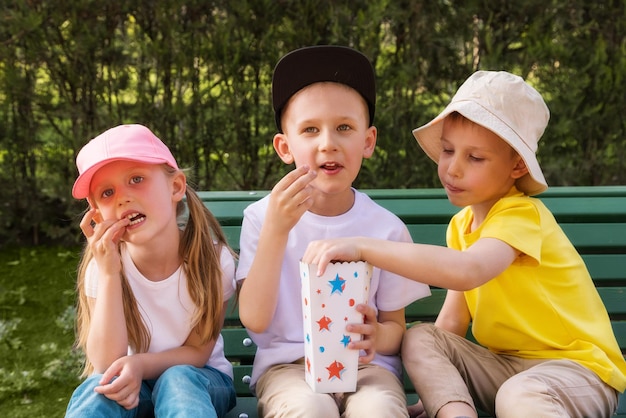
[72,156,172,199]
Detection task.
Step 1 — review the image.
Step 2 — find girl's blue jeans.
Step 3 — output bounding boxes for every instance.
[65,364,236,418]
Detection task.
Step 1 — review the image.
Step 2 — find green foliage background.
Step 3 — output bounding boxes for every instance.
[1,1,625,247]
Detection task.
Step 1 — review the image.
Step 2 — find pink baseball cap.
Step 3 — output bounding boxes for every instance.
[72,124,178,199]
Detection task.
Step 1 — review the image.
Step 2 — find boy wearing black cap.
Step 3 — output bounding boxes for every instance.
[235,46,430,416]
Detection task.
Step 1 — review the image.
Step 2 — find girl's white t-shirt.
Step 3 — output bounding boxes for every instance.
[85,243,236,378]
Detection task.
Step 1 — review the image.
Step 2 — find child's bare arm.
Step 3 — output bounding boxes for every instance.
[303,236,519,291]
[85,294,129,373]
[434,290,471,337]
[238,166,316,333]
[373,308,406,355]
[81,208,131,372]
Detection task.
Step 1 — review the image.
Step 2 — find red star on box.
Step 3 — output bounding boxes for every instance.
[317,315,332,331]
[326,360,345,380]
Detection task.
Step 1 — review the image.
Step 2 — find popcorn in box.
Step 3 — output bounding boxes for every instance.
[300,260,372,393]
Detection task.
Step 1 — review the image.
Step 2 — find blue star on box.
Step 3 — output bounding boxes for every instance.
[328,274,346,295]
[340,334,351,348]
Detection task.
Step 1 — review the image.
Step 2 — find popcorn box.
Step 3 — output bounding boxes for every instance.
[300,260,372,393]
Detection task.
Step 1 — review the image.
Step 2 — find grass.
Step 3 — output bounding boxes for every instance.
[0,246,83,417]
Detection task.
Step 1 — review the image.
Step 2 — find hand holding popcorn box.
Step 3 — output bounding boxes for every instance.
[299,260,372,393]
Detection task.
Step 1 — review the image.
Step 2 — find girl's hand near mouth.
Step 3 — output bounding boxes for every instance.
[80,207,130,277]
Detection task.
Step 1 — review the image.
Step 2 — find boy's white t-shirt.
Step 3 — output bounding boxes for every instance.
[85,243,236,378]
[236,189,431,390]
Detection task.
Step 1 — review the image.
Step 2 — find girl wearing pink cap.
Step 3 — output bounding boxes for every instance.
[65,124,236,417]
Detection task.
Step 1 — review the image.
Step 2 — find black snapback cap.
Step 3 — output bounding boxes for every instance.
[271,45,376,133]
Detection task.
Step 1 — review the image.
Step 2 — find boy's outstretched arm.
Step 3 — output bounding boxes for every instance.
[302,236,519,291]
[238,166,317,333]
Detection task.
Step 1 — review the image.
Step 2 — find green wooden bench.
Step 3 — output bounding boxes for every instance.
[196,186,626,418]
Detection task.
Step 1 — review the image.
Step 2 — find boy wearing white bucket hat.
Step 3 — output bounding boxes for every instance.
[302,70,626,417]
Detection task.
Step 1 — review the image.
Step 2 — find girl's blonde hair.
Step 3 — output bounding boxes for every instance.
[74,166,233,376]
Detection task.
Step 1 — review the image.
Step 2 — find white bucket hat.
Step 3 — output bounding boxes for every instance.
[413,70,550,195]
